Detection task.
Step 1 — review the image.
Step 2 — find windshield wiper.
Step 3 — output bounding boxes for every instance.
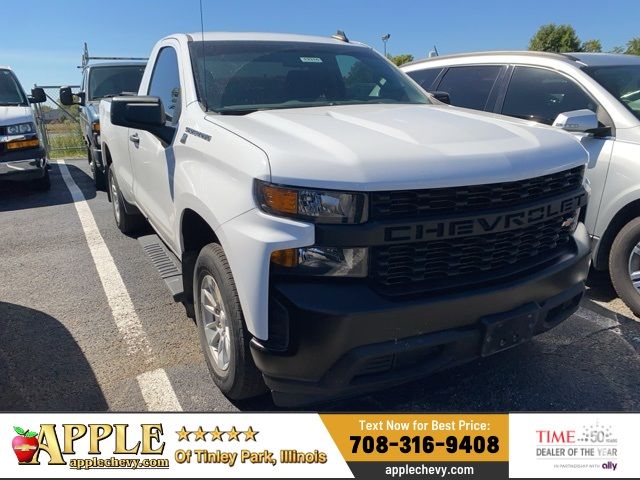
[216,108,259,115]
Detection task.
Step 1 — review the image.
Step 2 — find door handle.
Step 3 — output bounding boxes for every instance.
[129,133,140,144]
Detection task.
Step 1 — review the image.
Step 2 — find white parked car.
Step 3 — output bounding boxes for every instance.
[403,52,640,315]
[100,33,591,405]
[0,66,49,190]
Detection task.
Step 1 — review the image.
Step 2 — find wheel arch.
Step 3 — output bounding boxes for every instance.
[179,207,221,314]
[594,198,640,270]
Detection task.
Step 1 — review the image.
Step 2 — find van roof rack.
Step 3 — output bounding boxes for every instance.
[79,42,148,69]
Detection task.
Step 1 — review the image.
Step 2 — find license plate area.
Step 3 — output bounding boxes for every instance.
[481,309,538,357]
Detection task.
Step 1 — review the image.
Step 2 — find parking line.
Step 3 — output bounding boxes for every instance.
[137,369,184,411]
[57,160,183,411]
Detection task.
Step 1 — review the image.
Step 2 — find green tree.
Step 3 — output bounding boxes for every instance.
[626,37,640,55]
[529,24,582,52]
[610,46,625,54]
[386,53,414,66]
[582,39,602,52]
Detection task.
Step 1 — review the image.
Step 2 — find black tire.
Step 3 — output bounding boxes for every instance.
[31,169,50,191]
[107,165,144,234]
[610,217,640,316]
[89,148,107,191]
[193,243,267,400]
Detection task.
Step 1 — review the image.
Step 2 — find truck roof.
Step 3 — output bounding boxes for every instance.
[0,65,12,71]
[184,31,366,46]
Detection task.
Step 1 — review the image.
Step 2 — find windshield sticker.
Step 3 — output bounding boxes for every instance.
[300,57,323,63]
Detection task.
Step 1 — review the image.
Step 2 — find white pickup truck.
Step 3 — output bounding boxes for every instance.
[100,32,591,406]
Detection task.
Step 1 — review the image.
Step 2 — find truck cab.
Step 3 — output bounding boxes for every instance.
[60,49,145,190]
[100,33,592,406]
[0,67,49,190]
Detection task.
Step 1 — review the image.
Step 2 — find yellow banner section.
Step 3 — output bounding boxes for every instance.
[320,414,508,462]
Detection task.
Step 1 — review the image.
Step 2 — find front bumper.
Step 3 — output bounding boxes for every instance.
[251,223,591,406]
[0,147,47,181]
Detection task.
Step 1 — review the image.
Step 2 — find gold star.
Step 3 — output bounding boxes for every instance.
[244,426,258,441]
[210,426,224,441]
[227,426,240,441]
[176,426,191,441]
[194,426,207,441]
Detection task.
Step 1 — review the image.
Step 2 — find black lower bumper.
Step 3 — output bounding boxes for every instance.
[0,147,47,181]
[251,224,591,407]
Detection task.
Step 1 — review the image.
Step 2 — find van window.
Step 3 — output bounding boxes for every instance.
[502,66,597,124]
[406,68,443,90]
[436,65,502,110]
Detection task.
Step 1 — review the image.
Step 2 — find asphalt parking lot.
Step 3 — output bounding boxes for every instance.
[1,159,639,412]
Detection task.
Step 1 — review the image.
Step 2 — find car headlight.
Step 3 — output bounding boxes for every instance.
[6,122,35,135]
[271,246,368,277]
[255,180,367,224]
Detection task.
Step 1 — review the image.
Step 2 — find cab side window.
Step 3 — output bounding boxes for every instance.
[435,65,502,110]
[502,66,597,125]
[406,68,443,90]
[148,47,182,124]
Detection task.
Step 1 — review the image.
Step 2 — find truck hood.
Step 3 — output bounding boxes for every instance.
[0,105,34,128]
[207,104,589,191]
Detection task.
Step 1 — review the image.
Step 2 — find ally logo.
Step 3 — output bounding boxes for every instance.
[12,426,39,463]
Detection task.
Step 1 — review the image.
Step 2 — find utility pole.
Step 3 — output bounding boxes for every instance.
[382,33,391,57]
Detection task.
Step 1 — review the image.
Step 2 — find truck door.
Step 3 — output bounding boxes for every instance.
[500,66,614,235]
[129,44,183,247]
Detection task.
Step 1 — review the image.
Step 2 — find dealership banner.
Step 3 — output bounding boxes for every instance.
[1,413,637,479]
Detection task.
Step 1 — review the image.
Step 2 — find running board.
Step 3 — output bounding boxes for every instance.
[138,234,183,302]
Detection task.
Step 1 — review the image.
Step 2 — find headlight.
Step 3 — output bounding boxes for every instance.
[271,246,368,277]
[255,180,367,224]
[6,122,35,135]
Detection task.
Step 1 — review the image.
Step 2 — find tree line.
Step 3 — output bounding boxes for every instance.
[386,24,639,66]
[529,23,640,55]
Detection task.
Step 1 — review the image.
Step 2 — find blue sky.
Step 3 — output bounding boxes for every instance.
[2,0,638,90]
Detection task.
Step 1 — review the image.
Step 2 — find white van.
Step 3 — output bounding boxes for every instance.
[0,66,49,190]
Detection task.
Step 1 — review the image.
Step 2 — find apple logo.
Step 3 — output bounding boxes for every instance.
[12,426,39,463]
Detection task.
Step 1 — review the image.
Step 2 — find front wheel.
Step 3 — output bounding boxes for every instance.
[107,165,143,234]
[610,217,640,316]
[193,243,266,400]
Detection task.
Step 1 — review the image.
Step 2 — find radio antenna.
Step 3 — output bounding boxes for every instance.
[199,0,208,111]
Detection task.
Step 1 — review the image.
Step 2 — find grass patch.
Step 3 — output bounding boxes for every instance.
[46,126,85,159]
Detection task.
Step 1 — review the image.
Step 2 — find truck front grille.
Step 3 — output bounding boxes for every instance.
[371,215,573,295]
[369,166,584,220]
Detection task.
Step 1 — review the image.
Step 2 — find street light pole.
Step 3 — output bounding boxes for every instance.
[381,33,391,57]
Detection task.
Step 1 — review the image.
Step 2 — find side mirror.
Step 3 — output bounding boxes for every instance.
[552,109,598,133]
[111,96,174,144]
[30,87,46,104]
[59,86,80,106]
[429,90,451,105]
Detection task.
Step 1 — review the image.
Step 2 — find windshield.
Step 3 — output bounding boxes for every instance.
[88,65,145,100]
[584,65,640,120]
[188,41,429,113]
[0,69,27,106]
